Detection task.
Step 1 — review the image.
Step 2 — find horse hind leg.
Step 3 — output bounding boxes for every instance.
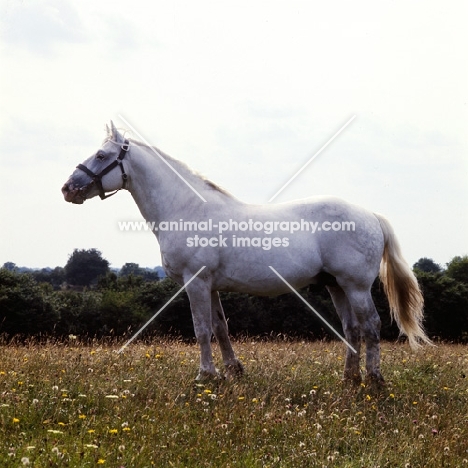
[343,286,384,384]
[211,291,244,378]
[327,285,362,384]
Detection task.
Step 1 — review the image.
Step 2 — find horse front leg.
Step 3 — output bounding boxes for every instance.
[185,277,219,380]
[211,291,244,378]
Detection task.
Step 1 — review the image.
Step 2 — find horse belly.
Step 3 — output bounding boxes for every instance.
[212,238,322,296]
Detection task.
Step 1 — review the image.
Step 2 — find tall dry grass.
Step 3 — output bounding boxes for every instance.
[1,338,467,467]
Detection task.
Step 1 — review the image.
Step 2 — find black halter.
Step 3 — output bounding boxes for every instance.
[77,140,129,200]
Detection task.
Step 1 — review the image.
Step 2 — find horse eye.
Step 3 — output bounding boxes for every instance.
[96,152,105,161]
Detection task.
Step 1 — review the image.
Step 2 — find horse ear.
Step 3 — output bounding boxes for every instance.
[109,120,124,143]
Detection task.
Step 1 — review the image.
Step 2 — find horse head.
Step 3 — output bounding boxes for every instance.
[61,121,129,204]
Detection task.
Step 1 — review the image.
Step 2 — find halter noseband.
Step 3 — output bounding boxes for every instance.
[76,140,129,200]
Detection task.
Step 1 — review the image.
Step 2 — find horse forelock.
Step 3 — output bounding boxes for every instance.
[101,137,121,147]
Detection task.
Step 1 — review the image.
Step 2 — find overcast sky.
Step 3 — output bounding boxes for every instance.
[1,0,467,270]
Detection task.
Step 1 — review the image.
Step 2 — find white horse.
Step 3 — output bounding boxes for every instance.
[62,122,430,383]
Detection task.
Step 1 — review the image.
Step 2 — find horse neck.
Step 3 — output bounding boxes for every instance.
[126,144,239,222]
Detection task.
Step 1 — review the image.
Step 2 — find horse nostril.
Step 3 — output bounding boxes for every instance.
[62,183,70,194]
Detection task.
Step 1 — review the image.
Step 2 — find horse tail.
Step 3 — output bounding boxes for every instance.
[374,213,431,349]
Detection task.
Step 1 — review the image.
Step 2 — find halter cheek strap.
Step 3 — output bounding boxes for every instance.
[77,140,129,200]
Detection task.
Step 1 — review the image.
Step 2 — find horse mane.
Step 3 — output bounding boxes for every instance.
[128,139,234,198]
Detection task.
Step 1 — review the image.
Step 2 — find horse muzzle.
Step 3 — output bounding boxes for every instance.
[61,181,90,204]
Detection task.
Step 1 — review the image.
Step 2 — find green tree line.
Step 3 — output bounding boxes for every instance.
[1,250,467,342]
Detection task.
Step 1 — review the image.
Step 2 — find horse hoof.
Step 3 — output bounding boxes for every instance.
[343,372,362,386]
[225,360,244,379]
[365,373,386,387]
[195,369,222,381]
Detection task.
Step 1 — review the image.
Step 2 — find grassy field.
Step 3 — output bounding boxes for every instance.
[0,339,467,467]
